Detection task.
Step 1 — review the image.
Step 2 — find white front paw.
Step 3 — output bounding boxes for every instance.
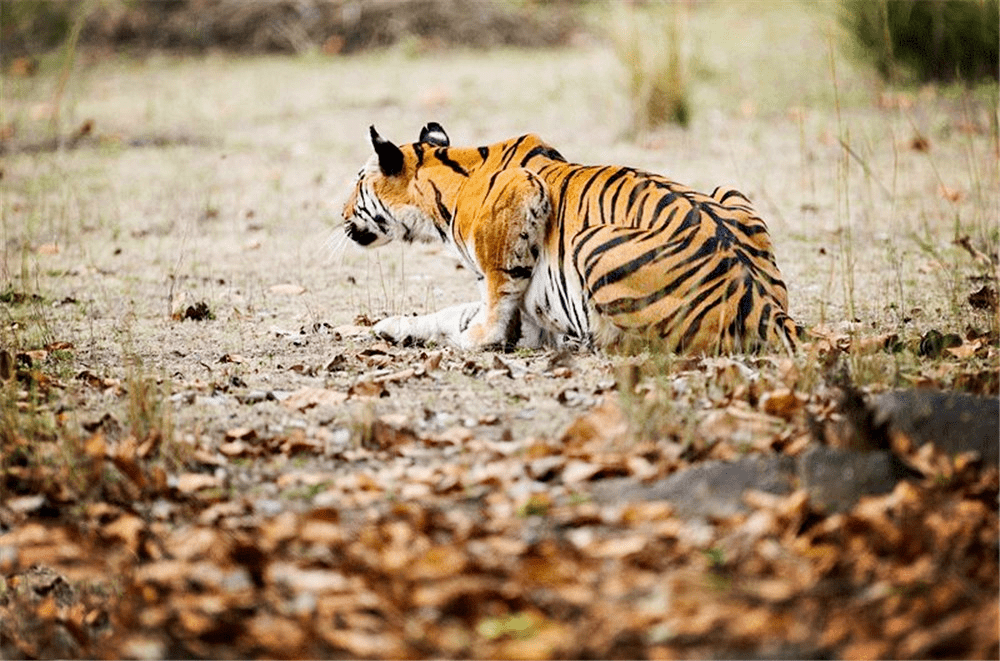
[373,316,408,344]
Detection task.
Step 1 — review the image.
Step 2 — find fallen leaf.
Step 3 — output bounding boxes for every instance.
[424,351,443,371]
[559,397,628,448]
[0,350,12,380]
[946,339,982,359]
[283,386,348,411]
[174,473,222,494]
[225,426,257,441]
[102,514,145,555]
[938,185,964,202]
[953,235,994,269]
[918,329,963,358]
[349,380,388,398]
[967,285,998,311]
[218,440,253,457]
[759,388,806,420]
[909,134,930,151]
[269,283,306,295]
[561,460,603,484]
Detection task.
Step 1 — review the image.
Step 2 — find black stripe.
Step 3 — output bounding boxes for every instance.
[499,136,529,170]
[478,146,490,161]
[434,148,469,176]
[599,169,632,224]
[676,279,730,352]
[571,225,613,274]
[625,179,651,218]
[595,254,728,316]
[413,143,425,167]
[666,206,703,241]
[716,187,748,204]
[488,170,504,190]
[431,182,452,223]
[638,206,680,242]
[580,229,639,277]
[647,192,679,228]
[520,144,566,166]
[590,239,676,292]
[575,168,607,217]
[756,302,772,342]
[503,266,533,279]
[553,168,591,335]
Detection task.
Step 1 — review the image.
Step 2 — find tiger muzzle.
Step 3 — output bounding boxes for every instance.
[345,222,380,247]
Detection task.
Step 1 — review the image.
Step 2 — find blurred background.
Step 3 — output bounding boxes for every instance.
[3,0,998,135]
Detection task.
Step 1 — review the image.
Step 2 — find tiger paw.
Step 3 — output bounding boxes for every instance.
[372,316,410,344]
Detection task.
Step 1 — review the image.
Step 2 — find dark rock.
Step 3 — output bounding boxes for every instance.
[797,446,909,513]
[592,447,913,516]
[873,390,999,464]
[592,454,796,518]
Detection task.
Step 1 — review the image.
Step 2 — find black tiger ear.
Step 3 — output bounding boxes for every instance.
[370,125,404,176]
[419,122,450,147]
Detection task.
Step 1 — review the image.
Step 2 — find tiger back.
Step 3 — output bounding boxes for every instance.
[341,122,798,354]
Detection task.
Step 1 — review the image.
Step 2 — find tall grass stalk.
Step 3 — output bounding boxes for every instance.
[50,0,91,144]
[827,31,857,324]
[610,2,691,133]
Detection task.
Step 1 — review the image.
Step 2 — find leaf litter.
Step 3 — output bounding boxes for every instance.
[1,325,997,659]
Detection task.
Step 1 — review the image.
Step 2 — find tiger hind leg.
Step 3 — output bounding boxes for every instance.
[570,223,794,354]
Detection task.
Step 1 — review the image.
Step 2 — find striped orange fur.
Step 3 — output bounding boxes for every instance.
[342,123,798,353]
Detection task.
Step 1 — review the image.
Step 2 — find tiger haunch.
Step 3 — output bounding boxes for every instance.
[341,123,799,354]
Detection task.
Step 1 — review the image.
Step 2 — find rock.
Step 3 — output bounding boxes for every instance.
[593,447,914,516]
[872,390,999,464]
[592,454,796,518]
[796,446,910,513]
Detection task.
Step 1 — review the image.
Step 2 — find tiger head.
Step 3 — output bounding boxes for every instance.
[342,123,451,247]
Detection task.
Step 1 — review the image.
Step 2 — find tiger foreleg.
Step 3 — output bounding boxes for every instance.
[374,302,546,350]
[373,302,483,347]
[451,169,551,351]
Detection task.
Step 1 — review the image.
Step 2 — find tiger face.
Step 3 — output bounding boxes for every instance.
[342,125,449,247]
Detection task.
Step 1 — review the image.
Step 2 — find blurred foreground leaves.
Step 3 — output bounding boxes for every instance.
[1,330,997,659]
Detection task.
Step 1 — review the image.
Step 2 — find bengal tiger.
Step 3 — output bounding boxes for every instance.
[341,122,799,354]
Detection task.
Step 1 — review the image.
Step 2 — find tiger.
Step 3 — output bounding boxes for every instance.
[341,122,799,354]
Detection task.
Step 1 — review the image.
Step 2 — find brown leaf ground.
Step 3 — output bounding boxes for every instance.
[2,3,998,659]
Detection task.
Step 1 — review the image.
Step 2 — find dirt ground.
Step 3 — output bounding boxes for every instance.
[2,3,998,659]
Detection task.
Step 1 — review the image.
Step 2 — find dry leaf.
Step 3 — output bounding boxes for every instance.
[759,388,806,420]
[559,397,628,448]
[283,386,348,411]
[967,285,998,312]
[349,380,388,398]
[946,339,982,359]
[269,283,306,295]
[938,185,964,202]
[909,134,930,152]
[174,473,222,494]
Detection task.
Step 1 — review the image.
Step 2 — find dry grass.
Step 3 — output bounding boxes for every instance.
[608,2,691,132]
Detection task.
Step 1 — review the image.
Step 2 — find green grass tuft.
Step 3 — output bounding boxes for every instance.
[841,0,1000,84]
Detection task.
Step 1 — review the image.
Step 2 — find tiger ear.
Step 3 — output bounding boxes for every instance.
[419,122,450,147]
[370,125,404,176]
